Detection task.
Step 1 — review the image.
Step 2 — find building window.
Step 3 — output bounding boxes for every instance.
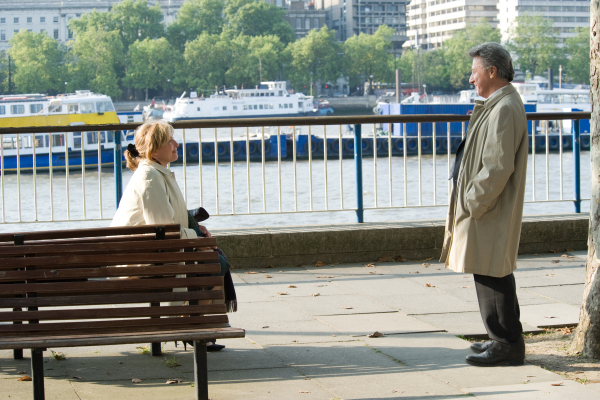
[314,18,319,28]
[27,17,32,24]
[68,29,73,39]
[54,29,59,39]
[0,18,5,24]
[53,16,58,23]
[296,18,301,29]
[14,17,19,24]
[40,17,45,23]
[305,18,310,29]
[40,29,45,34]
[0,31,5,41]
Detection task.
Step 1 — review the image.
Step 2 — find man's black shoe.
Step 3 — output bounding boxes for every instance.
[466,340,525,366]
[470,340,494,354]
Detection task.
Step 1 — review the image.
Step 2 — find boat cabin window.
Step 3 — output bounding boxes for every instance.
[284,104,288,108]
[243,105,248,110]
[107,132,114,143]
[289,103,293,108]
[233,106,237,110]
[49,104,62,113]
[259,105,263,109]
[96,101,114,112]
[73,132,82,149]
[35,134,47,148]
[197,107,200,111]
[11,104,24,115]
[279,91,283,96]
[251,93,255,97]
[223,106,227,110]
[269,104,273,109]
[21,134,47,149]
[51,133,65,147]
[127,116,134,122]
[2,136,20,150]
[0,106,4,115]
[68,104,79,113]
[80,102,95,114]
[253,105,258,110]
[260,93,264,97]
[87,132,99,144]
[299,102,303,108]
[29,104,43,114]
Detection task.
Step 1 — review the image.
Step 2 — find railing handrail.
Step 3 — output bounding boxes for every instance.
[0,112,591,135]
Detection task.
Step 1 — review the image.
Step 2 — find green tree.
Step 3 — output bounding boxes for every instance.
[124,38,180,100]
[564,27,590,84]
[226,35,285,87]
[507,14,560,78]
[0,56,8,94]
[8,30,66,94]
[67,26,125,98]
[421,49,451,92]
[226,1,295,44]
[167,0,225,50]
[287,26,341,95]
[110,0,165,51]
[344,25,394,94]
[443,20,501,89]
[183,32,231,93]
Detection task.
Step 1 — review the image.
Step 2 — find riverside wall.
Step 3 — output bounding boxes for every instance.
[213,213,589,268]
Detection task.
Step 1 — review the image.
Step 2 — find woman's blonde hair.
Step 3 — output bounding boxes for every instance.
[124,120,174,171]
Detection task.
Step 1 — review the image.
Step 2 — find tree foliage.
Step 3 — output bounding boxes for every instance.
[110,0,165,51]
[167,0,224,50]
[7,30,66,95]
[183,33,232,93]
[507,14,560,78]
[444,21,501,89]
[564,27,590,85]
[226,1,295,44]
[225,35,285,87]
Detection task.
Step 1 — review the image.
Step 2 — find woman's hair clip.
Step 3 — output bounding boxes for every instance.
[127,143,140,157]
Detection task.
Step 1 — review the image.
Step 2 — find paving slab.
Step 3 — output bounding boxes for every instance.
[252,279,354,298]
[280,293,396,316]
[227,281,280,303]
[515,288,555,306]
[234,267,318,285]
[412,311,543,337]
[315,312,444,336]
[465,380,600,400]
[362,332,562,389]
[70,378,198,400]
[265,341,464,399]
[519,303,581,328]
[243,319,349,346]
[523,284,585,306]
[333,275,445,297]
[366,291,481,314]
[227,299,313,326]
[207,366,333,400]
[2,376,79,400]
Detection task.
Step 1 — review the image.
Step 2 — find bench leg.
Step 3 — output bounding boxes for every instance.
[14,349,23,359]
[151,342,162,356]
[31,348,45,400]
[193,340,208,400]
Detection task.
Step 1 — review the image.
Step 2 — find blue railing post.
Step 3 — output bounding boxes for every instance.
[114,130,123,209]
[354,124,364,223]
[573,119,581,213]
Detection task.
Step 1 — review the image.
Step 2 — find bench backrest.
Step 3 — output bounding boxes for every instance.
[0,225,228,340]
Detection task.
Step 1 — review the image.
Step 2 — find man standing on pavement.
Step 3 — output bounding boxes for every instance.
[440,42,528,366]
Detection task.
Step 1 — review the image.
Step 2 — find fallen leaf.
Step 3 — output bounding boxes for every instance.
[277,292,288,295]
[422,263,431,267]
[549,249,558,253]
[315,261,325,267]
[260,270,265,273]
[409,271,420,274]
[546,274,554,276]
[316,276,334,278]
[17,371,26,374]
[265,275,272,278]
[244,271,258,274]
[566,248,574,251]
[550,382,563,386]
[526,376,536,377]
[262,326,269,329]
[166,379,183,385]
[368,331,384,338]
[551,260,560,264]
[378,254,394,262]
[287,285,297,288]
[264,265,274,268]
[396,255,405,262]
[17,376,32,381]
[369,271,376,274]
[424,283,435,287]
[545,316,557,319]
[292,340,298,342]
[72,376,83,380]
[304,378,311,380]
[462,286,471,288]
[132,378,142,383]
[534,254,540,256]
[299,391,310,393]
[560,327,572,335]
[366,263,376,267]
[316,284,327,287]
[524,379,530,383]
[331,335,336,337]
[311,293,320,297]
[343,306,353,309]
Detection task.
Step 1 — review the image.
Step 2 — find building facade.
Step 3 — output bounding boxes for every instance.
[497,0,590,44]
[284,1,327,39]
[404,0,499,50]
[0,0,182,53]
[316,0,409,52]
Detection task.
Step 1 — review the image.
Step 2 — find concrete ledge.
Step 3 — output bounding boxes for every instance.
[213,213,589,268]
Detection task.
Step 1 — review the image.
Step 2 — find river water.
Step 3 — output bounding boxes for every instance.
[0,124,590,234]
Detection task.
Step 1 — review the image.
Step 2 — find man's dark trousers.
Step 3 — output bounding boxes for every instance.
[473,273,523,344]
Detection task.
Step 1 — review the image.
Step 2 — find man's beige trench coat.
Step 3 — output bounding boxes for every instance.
[440,84,528,278]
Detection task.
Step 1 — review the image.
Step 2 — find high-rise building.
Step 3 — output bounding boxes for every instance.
[316,0,409,53]
[497,0,590,44]
[284,1,328,39]
[404,0,499,50]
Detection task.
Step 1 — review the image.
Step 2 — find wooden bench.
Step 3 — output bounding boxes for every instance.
[0,224,244,400]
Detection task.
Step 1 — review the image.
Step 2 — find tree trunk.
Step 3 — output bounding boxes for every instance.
[572,1,600,357]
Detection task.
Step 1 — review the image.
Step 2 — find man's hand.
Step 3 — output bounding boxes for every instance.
[198,225,212,238]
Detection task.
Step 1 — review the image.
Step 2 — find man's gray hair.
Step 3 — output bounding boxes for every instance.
[468,42,514,82]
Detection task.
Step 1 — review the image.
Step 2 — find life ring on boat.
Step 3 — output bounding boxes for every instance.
[263,141,271,155]
[186,143,199,159]
[548,136,560,151]
[248,141,259,155]
[435,137,447,153]
[420,137,432,153]
[302,140,316,154]
[450,137,463,153]
[343,139,354,154]
[534,136,546,152]
[315,139,325,153]
[562,136,573,150]
[202,143,214,158]
[581,134,591,150]
[393,138,404,153]
[377,138,389,154]
[406,137,419,153]
[232,142,243,156]
[329,139,340,155]
[361,139,372,155]
[217,142,228,157]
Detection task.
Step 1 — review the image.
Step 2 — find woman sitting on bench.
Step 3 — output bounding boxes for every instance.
[110,120,235,352]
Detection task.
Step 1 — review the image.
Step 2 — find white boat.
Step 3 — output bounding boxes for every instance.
[162,81,316,122]
[0,91,133,172]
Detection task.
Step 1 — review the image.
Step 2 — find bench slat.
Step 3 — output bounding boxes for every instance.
[0,263,221,282]
[0,276,223,295]
[0,224,181,243]
[0,290,224,308]
[0,304,227,322]
[0,237,218,256]
[0,251,220,269]
[0,326,245,349]
[0,232,182,247]
[0,314,229,334]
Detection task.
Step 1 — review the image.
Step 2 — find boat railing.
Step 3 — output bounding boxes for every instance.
[0,112,592,226]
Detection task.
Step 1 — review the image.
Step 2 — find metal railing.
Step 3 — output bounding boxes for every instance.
[0,112,592,226]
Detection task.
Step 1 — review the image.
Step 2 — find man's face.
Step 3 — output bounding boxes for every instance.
[469,57,495,99]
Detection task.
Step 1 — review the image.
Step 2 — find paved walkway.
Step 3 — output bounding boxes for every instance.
[2,251,599,399]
